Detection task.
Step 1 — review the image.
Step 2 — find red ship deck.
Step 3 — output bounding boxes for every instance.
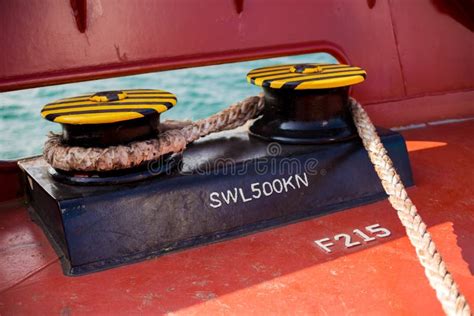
[0,119,473,315]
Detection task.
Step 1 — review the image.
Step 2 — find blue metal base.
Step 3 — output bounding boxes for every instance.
[19,128,412,275]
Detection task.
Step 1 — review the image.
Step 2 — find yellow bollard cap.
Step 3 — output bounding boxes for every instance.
[41,89,177,125]
[247,63,366,90]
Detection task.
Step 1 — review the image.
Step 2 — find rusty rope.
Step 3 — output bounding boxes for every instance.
[43,95,264,171]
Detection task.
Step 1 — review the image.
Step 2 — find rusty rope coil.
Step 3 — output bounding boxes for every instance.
[44,95,471,315]
[44,95,265,172]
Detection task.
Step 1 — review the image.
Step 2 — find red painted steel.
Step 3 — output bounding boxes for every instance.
[1,0,405,105]
[0,161,23,202]
[0,121,473,315]
[0,0,472,119]
[0,1,471,122]
[389,0,474,95]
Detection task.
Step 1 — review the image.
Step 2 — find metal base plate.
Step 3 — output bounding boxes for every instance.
[18,127,412,275]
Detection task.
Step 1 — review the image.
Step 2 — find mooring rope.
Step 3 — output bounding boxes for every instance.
[43,95,471,315]
[349,98,471,316]
[43,95,264,171]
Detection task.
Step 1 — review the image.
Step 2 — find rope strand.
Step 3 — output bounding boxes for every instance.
[43,95,264,171]
[350,97,471,316]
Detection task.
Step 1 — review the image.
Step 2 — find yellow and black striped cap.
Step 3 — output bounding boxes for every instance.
[247,63,366,90]
[41,89,177,125]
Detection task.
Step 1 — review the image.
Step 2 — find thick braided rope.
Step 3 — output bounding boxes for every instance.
[350,98,471,316]
[44,95,264,172]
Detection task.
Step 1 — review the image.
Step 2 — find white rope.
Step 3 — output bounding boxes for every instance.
[350,97,471,316]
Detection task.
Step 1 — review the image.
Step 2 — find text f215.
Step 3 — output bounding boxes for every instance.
[314,224,392,253]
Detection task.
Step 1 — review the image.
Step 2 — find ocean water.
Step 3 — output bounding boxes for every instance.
[0,53,336,160]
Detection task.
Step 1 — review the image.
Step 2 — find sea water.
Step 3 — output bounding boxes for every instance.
[0,53,336,160]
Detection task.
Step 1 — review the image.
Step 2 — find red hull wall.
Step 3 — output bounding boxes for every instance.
[0,0,473,202]
[0,0,472,106]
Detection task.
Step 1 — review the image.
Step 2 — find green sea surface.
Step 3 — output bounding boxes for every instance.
[0,53,336,160]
